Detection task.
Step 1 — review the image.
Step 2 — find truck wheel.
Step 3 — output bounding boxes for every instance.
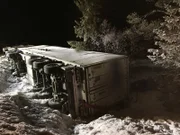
[7,52,22,61]
[58,93,68,102]
[47,99,63,109]
[44,63,63,74]
[7,52,17,59]
[28,57,42,65]
[33,58,51,69]
[15,53,22,61]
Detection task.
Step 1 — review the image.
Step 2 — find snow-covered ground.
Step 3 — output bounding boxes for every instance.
[0,55,74,135]
[0,94,74,135]
[1,55,180,135]
[74,114,180,135]
[73,61,180,135]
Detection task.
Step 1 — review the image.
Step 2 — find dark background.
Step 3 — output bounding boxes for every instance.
[0,0,154,48]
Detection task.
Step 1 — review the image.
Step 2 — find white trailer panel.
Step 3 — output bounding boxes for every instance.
[18,45,129,117]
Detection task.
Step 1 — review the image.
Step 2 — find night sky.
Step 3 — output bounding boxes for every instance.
[0,0,154,47]
[0,0,79,47]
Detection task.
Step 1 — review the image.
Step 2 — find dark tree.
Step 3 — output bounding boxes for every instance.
[148,0,180,68]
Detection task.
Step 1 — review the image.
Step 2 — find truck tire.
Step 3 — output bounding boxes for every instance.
[7,52,22,61]
[33,58,51,69]
[15,53,22,61]
[28,57,42,65]
[47,99,63,109]
[44,63,63,74]
[7,52,17,59]
[58,93,68,102]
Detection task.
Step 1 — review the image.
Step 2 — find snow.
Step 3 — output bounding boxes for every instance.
[73,60,180,135]
[0,94,74,135]
[0,56,12,91]
[19,45,125,67]
[0,55,74,135]
[74,114,180,135]
[2,54,180,135]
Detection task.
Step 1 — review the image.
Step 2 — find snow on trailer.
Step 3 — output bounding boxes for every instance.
[18,45,126,66]
[7,45,129,118]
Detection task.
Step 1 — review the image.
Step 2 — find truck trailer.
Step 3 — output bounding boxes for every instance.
[3,45,129,118]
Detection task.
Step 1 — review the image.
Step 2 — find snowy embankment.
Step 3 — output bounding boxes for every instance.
[73,60,180,135]
[0,56,74,135]
[74,114,180,135]
[0,94,73,135]
[2,55,180,135]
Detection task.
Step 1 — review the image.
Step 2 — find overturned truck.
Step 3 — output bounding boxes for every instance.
[3,45,129,118]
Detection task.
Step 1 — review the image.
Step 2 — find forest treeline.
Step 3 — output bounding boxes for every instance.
[69,0,180,68]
